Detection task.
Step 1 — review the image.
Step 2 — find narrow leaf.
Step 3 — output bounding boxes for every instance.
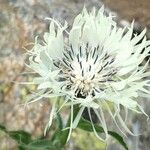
[52,105,80,146]
[108,131,128,150]
[78,118,104,132]
[0,124,32,150]
[27,139,57,150]
[9,130,32,144]
[56,112,63,130]
[78,118,128,150]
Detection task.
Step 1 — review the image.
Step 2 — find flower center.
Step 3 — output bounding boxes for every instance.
[54,44,117,97]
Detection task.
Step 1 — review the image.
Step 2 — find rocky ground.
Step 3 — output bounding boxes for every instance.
[0,0,150,150]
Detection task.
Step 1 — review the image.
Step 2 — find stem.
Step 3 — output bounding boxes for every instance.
[62,104,80,145]
[52,92,95,147]
[51,104,80,147]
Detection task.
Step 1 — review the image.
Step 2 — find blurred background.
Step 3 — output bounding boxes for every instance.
[0,0,150,149]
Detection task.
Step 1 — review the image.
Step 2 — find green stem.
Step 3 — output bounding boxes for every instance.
[52,105,80,147]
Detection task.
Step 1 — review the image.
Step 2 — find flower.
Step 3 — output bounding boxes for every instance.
[26,6,150,141]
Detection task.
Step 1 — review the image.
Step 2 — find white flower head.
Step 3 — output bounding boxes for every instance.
[26,6,150,141]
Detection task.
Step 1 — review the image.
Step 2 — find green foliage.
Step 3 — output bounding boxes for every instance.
[0,124,57,150]
[56,112,63,130]
[9,130,32,144]
[78,118,104,132]
[0,124,31,145]
[0,105,129,150]
[72,129,106,150]
[52,105,80,147]
[23,139,57,150]
[0,124,6,131]
[108,131,128,150]
[52,106,128,150]
[78,118,128,150]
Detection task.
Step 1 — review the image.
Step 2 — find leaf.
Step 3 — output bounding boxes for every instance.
[52,105,80,146]
[26,139,57,150]
[108,131,128,150]
[0,124,59,150]
[78,118,128,150]
[9,130,32,144]
[51,129,69,147]
[0,124,6,131]
[0,124,32,150]
[56,112,63,130]
[78,118,104,132]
